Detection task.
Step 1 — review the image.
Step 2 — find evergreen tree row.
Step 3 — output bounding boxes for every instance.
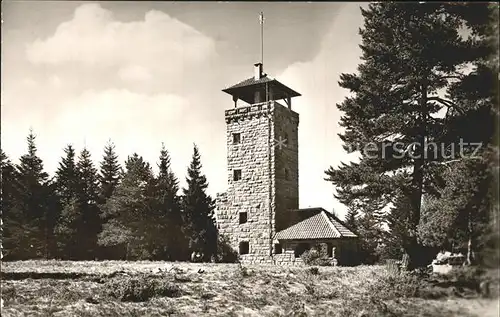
[1,134,219,261]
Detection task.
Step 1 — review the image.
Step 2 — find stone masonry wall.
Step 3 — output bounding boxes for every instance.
[216,102,276,264]
[273,102,300,233]
[215,101,300,264]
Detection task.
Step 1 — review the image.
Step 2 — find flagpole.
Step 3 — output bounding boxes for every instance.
[260,12,264,66]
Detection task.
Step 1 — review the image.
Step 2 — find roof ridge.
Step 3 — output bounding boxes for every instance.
[325,212,357,237]
[321,210,342,237]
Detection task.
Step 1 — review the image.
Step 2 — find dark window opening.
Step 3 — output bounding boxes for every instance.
[239,241,249,255]
[239,212,248,224]
[233,169,242,181]
[233,133,241,144]
[327,244,333,257]
[284,133,289,145]
[284,168,290,180]
[294,243,310,258]
[275,244,283,254]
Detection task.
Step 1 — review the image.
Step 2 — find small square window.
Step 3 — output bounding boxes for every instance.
[239,212,248,224]
[233,169,242,181]
[233,133,241,144]
[274,243,282,254]
[239,241,249,255]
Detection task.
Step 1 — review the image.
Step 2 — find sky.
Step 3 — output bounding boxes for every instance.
[1,1,368,219]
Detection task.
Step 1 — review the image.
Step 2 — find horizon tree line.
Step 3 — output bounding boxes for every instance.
[1,131,228,262]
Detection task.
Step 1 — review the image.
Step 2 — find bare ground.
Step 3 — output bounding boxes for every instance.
[1,261,498,317]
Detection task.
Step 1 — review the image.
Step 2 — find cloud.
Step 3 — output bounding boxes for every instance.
[1,83,224,197]
[50,75,62,88]
[1,88,189,172]
[277,3,367,217]
[26,3,216,71]
[118,65,152,82]
[4,3,223,195]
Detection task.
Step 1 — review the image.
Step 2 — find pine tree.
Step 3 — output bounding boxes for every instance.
[14,129,52,258]
[155,143,186,260]
[324,3,491,269]
[99,140,121,202]
[417,4,497,266]
[77,147,101,259]
[182,144,217,260]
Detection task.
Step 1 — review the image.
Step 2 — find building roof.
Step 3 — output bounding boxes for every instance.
[222,75,301,105]
[275,208,357,241]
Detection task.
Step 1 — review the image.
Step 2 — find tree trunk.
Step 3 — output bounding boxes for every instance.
[465,210,474,266]
[404,84,428,270]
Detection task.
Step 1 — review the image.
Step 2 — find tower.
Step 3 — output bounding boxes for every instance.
[215,63,301,263]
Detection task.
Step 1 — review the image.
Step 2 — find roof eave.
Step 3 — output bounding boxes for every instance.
[222,79,301,99]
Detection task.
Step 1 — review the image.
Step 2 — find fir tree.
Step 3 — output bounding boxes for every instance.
[418,160,491,265]
[99,140,121,202]
[344,208,358,233]
[14,129,51,258]
[155,143,186,260]
[55,144,80,204]
[77,147,101,259]
[54,197,81,259]
[54,144,83,258]
[1,149,23,260]
[356,211,386,264]
[382,196,413,261]
[182,144,217,260]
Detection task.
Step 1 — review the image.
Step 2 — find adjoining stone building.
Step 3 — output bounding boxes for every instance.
[215,63,358,265]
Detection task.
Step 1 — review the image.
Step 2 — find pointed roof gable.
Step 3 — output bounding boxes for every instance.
[275,208,357,240]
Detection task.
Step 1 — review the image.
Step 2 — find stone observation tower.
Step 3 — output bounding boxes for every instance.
[215,62,301,263]
[215,13,358,265]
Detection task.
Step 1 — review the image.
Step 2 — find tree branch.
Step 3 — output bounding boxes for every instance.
[426,157,483,170]
[428,97,465,115]
[437,75,463,81]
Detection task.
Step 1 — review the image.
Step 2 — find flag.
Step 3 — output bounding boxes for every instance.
[259,12,264,25]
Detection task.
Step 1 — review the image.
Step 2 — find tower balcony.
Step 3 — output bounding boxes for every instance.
[224,100,298,124]
[222,63,301,110]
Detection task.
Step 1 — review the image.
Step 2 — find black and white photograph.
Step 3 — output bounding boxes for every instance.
[1,1,499,316]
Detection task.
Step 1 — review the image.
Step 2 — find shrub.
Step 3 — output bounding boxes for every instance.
[107,275,182,302]
[301,247,332,266]
[216,235,238,263]
[236,262,252,278]
[308,267,320,275]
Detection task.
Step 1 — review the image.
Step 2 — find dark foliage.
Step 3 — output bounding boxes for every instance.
[182,144,218,261]
[325,3,496,269]
[2,135,222,262]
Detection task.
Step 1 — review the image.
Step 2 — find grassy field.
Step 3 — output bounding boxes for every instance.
[1,261,498,317]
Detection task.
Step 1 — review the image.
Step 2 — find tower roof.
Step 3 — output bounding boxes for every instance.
[222,74,301,105]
